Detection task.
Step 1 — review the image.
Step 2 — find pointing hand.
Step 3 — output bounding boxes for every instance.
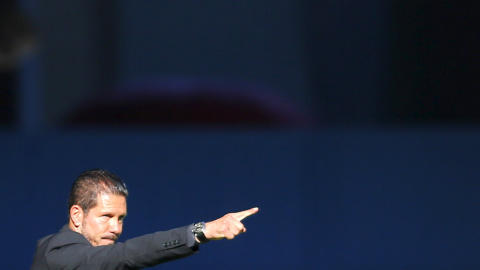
[204,207,259,240]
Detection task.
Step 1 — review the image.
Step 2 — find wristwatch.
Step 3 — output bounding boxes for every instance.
[192,222,209,243]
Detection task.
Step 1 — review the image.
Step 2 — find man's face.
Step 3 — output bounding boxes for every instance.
[81,193,127,246]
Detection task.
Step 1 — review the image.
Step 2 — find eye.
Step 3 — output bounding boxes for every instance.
[101,214,112,219]
[119,215,126,223]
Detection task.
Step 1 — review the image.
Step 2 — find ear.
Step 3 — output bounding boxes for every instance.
[70,205,84,228]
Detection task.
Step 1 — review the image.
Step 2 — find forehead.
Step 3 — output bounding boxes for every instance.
[92,193,127,214]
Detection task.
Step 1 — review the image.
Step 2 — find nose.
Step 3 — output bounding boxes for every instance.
[109,218,122,235]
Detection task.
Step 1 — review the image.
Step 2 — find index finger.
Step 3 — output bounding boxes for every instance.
[232,207,259,221]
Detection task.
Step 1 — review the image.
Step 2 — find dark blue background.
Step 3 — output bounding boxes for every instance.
[2,0,480,269]
[1,128,480,269]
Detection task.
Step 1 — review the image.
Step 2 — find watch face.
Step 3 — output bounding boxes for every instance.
[193,222,204,233]
[192,222,209,243]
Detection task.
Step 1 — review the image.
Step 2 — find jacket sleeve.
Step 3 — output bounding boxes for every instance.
[44,225,198,270]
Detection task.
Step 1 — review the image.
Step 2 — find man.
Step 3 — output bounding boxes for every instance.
[31,169,258,269]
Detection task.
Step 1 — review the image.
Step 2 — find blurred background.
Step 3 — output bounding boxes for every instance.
[1,0,480,269]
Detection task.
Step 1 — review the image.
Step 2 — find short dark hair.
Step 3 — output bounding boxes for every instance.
[68,169,129,215]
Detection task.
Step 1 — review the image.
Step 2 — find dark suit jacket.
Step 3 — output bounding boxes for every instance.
[31,225,198,269]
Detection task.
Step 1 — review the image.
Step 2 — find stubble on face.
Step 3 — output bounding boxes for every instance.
[80,193,126,246]
[81,219,119,246]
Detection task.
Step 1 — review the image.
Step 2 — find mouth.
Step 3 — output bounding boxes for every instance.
[102,236,118,244]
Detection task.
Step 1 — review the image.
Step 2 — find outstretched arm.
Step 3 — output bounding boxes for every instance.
[204,207,259,241]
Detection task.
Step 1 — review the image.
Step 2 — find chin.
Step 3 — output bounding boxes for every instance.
[102,239,116,245]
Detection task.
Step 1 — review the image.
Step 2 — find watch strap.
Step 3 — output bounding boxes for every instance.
[192,222,210,243]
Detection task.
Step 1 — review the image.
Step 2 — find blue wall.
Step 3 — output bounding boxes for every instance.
[4,1,480,269]
[1,128,479,269]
